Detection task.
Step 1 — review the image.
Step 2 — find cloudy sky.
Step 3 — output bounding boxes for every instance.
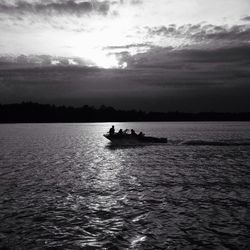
[0,0,250,111]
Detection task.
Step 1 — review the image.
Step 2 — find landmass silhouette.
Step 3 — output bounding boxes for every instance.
[0,102,249,123]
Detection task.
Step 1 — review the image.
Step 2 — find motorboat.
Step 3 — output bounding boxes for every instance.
[103,133,167,145]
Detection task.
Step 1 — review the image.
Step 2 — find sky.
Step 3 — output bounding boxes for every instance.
[0,0,250,112]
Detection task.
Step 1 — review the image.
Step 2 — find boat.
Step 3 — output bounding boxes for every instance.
[103,133,167,145]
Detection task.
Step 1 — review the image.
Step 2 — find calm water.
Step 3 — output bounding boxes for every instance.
[0,122,250,250]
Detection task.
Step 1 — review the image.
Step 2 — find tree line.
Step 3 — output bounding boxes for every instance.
[0,102,249,123]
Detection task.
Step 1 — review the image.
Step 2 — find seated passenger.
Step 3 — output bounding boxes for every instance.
[118,129,123,135]
[138,132,145,137]
[124,129,129,134]
[131,129,137,136]
[109,125,115,135]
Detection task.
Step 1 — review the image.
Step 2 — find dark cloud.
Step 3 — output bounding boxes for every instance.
[242,16,250,21]
[120,0,143,4]
[0,55,89,69]
[1,45,250,112]
[0,0,113,17]
[125,45,250,87]
[175,46,250,64]
[1,65,249,112]
[105,43,151,50]
[147,24,250,44]
[130,0,143,4]
[193,25,250,42]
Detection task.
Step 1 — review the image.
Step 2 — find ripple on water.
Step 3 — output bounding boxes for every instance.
[0,122,250,249]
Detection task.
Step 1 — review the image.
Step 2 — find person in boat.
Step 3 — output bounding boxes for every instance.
[118,129,123,135]
[138,131,145,137]
[109,125,115,136]
[124,129,129,134]
[131,129,137,136]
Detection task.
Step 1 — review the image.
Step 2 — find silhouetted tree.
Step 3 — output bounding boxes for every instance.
[0,102,249,123]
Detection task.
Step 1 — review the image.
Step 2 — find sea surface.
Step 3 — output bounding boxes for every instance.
[0,122,250,250]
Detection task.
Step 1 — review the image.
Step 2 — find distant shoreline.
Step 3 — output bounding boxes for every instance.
[1,102,250,123]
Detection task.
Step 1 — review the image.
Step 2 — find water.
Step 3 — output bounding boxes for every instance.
[0,122,250,249]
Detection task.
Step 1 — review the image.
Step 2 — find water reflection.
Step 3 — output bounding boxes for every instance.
[105,143,150,150]
[70,129,148,248]
[0,122,249,249]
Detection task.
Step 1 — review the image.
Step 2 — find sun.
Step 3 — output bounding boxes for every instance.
[68,16,132,69]
[76,47,128,69]
[90,52,126,69]
[71,39,127,69]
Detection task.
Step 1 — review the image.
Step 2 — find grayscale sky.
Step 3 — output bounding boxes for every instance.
[0,0,250,111]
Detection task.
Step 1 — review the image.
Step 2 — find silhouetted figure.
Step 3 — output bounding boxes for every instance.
[118,129,123,135]
[109,125,115,135]
[131,129,137,136]
[138,132,145,137]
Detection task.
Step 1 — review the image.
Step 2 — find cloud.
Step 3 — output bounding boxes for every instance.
[1,60,249,112]
[2,45,250,86]
[112,45,250,94]
[0,0,114,17]
[1,0,249,58]
[0,55,88,69]
[146,24,250,46]
[242,16,250,21]
[1,44,250,112]
[192,25,250,43]
[105,43,151,50]
[176,46,250,64]
[130,0,143,4]
[0,0,142,18]
[134,44,250,66]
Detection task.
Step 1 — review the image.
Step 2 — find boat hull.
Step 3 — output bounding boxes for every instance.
[104,134,167,145]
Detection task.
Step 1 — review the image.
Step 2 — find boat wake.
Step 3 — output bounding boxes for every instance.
[181,139,250,146]
[105,138,250,149]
